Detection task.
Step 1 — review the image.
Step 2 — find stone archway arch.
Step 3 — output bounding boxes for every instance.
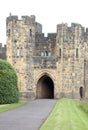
[35,70,56,85]
[35,70,56,99]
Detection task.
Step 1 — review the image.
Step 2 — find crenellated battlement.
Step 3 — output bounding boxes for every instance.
[56,23,88,44]
[6,15,36,24]
[5,14,88,100]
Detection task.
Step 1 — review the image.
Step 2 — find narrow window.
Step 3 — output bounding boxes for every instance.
[17,47,20,57]
[41,52,44,56]
[76,48,78,58]
[8,29,10,37]
[59,48,61,57]
[45,51,48,56]
[14,39,17,43]
[30,29,32,37]
[20,47,24,57]
[48,52,51,56]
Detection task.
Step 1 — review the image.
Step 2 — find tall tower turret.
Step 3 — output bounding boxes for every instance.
[6,14,42,99]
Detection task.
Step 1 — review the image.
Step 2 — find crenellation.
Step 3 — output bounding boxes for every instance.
[5,14,88,100]
[22,15,35,25]
[6,15,18,25]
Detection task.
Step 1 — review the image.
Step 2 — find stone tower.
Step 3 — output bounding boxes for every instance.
[6,14,88,100]
[6,15,42,99]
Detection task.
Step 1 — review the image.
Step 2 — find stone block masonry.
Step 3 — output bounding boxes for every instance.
[6,14,88,100]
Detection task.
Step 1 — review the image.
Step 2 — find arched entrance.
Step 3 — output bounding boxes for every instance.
[36,75,54,99]
[79,87,84,99]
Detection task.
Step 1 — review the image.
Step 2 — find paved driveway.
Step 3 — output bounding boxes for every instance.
[0,99,57,130]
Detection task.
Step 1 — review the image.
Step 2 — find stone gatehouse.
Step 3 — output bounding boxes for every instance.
[6,14,88,100]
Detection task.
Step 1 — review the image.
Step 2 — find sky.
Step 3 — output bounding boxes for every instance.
[0,0,88,45]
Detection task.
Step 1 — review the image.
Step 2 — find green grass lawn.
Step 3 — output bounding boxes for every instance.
[0,101,27,113]
[40,98,88,130]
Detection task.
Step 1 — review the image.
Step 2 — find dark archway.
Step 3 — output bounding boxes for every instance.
[79,87,84,99]
[36,75,54,99]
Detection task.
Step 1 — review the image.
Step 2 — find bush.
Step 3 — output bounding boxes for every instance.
[0,59,19,104]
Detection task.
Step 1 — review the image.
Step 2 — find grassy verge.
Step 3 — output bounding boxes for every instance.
[40,98,88,130]
[0,101,27,113]
[78,101,88,113]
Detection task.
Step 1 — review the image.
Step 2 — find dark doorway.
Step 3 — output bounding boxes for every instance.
[37,75,54,99]
[79,87,83,99]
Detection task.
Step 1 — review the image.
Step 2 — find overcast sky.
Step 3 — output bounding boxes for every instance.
[0,0,88,45]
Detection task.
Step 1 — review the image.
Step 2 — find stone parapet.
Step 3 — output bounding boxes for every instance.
[33,56,59,69]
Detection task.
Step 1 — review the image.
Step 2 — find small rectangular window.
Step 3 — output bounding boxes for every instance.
[17,48,20,57]
[30,29,32,37]
[45,51,48,56]
[59,48,61,57]
[41,52,44,56]
[20,48,24,57]
[76,48,78,58]
[7,29,10,37]
[48,52,51,56]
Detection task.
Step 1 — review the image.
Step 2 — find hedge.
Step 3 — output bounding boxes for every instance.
[0,59,19,104]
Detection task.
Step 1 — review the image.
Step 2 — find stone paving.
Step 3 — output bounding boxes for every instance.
[0,99,57,130]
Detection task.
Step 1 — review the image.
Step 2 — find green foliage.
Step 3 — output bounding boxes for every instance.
[0,59,19,104]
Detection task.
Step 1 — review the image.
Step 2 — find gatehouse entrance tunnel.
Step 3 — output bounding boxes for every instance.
[36,75,54,99]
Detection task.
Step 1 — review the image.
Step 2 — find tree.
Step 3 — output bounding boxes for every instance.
[0,59,19,104]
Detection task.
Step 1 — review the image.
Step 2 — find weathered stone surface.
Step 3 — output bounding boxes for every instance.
[6,14,88,100]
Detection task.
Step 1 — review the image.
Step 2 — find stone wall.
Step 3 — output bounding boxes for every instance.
[34,33,56,56]
[6,14,88,100]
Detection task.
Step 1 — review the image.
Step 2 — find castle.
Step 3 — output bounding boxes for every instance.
[2,14,88,100]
